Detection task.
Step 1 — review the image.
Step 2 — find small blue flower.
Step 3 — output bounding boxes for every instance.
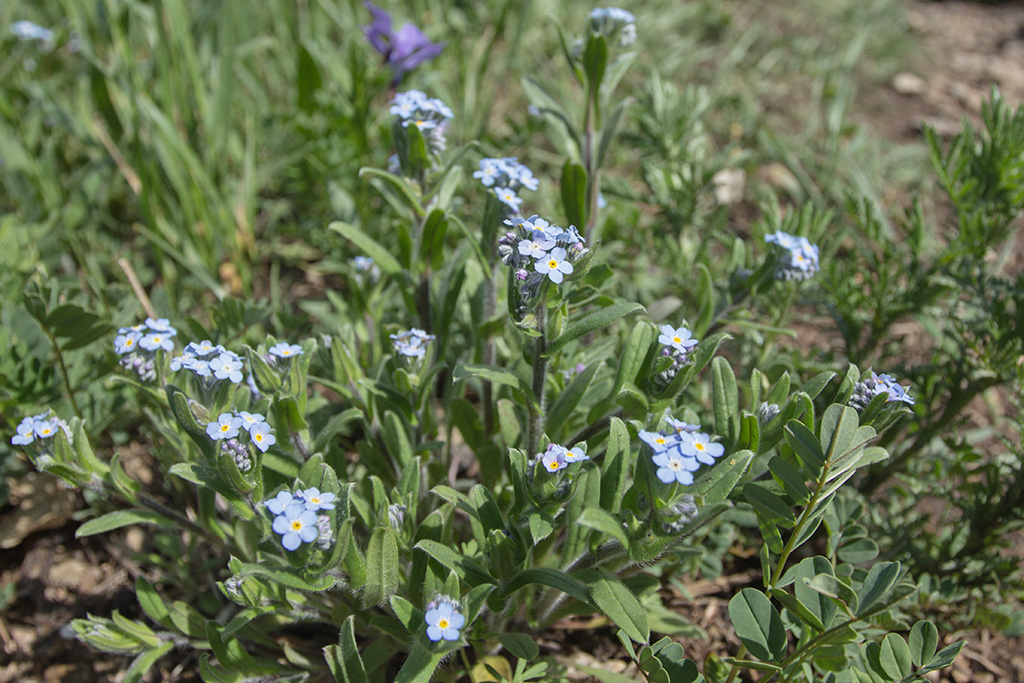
[144,317,174,332]
[32,417,60,440]
[207,413,243,441]
[269,342,303,359]
[300,488,336,511]
[653,448,701,485]
[11,417,36,446]
[517,230,556,259]
[390,328,435,359]
[677,432,725,465]
[250,422,276,453]
[139,330,176,352]
[639,430,676,452]
[237,412,266,432]
[265,490,300,515]
[114,331,142,355]
[658,325,698,354]
[494,186,522,212]
[209,352,244,383]
[665,417,700,434]
[540,445,567,473]
[564,446,589,463]
[534,247,574,284]
[425,600,465,642]
[271,503,319,551]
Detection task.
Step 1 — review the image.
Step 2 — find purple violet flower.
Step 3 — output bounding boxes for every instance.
[363,2,445,83]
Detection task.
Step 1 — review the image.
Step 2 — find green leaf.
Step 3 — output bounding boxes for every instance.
[612,321,654,394]
[773,557,837,631]
[855,562,902,617]
[578,508,629,548]
[497,633,540,661]
[768,456,810,503]
[879,633,913,680]
[122,642,174,683]
[500,567,590,606]
[136,576,171,628]
[393,643,450,683]
[600,418,631,513]
[528,510,556,545]
[561,160,587,228]
[414,540,494,587]
[743,483,796,526]
[820,404,860,461]
[920,641,966,674]
[76,509,174,538]
[784,421,824,472]
[453,364,536,405]
[686,449,750,508]
[720,658,782,673]
[837,538,879,564]
[909,620,939,667]
[575,568,649,644]
[728,588,787,661]
[296,44,322,113]
[712,357,739,447]
[546,362,601,438]
[324,615,368,683]
[328,221,403,276]
[583,33,609,99]
[545,302,645,358]
[365,527,400,607]
[806,574,858,611]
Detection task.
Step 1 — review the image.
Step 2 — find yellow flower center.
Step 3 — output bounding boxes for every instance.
[548,462,559,471]
[673,336,681,343]
[254,433,263,442]
[41,428,51,435]
[310,497,319,504]
[655,437,666,445]
[548,259,558,268]
[126,339,134,347]
[221,425,230,432]
[695,443,705,451]
[291,521,302,530]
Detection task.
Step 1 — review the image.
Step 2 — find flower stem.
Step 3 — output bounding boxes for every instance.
[528,298,549,457]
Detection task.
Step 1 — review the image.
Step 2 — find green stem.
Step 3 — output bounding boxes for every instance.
[527,295,549,457]
[43,325,83,420]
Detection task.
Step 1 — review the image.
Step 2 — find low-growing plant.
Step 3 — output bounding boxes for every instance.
[12,1,1022,682]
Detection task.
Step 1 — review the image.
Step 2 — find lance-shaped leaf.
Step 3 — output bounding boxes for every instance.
[545,302,645,358]
[453,364,537,406]
[324,615,368,683]
[575,568,649,644]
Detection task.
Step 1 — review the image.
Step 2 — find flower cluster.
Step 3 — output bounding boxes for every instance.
[589,7,637,47]
[363,1,444,84]
[474,157,539,213]
[850,372,916,411]
[640,421,725,486]
[765,231,819,281]
[390,328,435,359]
[390,90,453,155]
[662,494,699,533]
[11,411,61,446]
[537,442,589,474]
[264,489,336,551]
[114,318,179,381]
[10,20,54,50]
[206,411,275,472]
[653,325,700,388]
[501,214,587,284]
[424,595,465,642]
[170,341,245,384]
